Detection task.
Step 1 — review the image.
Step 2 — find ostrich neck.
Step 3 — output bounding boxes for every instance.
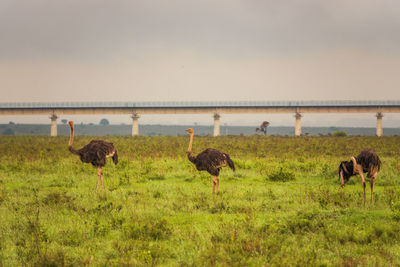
[350,156,357,174]
[188,133,194,153]
[67,124,80,155]
[68,125,74,148]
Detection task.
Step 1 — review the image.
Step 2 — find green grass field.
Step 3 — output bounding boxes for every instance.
[1,135,400,266]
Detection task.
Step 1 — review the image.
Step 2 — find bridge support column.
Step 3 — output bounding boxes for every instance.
[376,112,383,137]
[213,113,220,137]
[294,112,302,136]
[131,113,140,136]
[50,114,58,136]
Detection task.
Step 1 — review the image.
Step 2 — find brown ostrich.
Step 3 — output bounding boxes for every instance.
[185,128,235,194]
[256,121,270,135]
[339,149,381,203]
[68,121,118,191]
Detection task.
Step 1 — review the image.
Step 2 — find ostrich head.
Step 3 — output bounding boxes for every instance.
[68,121,74,128]
[338,160,354,186]
[185,128,194,134]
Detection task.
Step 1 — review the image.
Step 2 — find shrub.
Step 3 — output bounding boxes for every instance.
[391,201,400,221]
[99,118,110,125]
[267,168,295,182]
[123,217,171,241]
[332,131,347,137]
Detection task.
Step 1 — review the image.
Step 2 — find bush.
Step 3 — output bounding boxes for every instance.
[267,168,295,182]
[123,217,171,241]
[391,201,400,221]
[99,118,110,126]
[332,131,347,137]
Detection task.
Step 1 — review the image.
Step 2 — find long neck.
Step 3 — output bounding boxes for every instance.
[350,156,357,174]
[188,133,193,153]
[68,124,79,155]
[187,133,196,163]
[68,124,74,148]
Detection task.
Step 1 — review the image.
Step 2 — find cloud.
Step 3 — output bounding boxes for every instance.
[1,0,399,110]
[1,0,399,61]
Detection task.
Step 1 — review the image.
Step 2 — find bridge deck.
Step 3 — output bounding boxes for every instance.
[0,100,395,136]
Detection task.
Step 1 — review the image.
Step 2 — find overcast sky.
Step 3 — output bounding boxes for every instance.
[0,0,400,126]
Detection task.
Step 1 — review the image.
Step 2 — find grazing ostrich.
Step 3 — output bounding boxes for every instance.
[68,121,118,191]
[185,128,235,194]
[339,149,381,203]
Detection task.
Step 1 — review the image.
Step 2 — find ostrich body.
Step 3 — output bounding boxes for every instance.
[339,149,381,203]
[185,128,235,194]
[68,121,118,191]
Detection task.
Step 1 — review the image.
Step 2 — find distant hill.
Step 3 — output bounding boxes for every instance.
[1,123,399,136]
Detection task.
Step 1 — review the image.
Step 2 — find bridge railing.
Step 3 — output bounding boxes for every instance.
[0,100,400,109]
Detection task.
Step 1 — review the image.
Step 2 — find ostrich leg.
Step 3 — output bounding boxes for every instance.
[370,181,374,204]
[96,168,102,190]
[212,176,218,194]
[99,168,105,191]
[354,164,366,204]
[362,181,366,205]
[359,166,366,205]
[371,172,378,203]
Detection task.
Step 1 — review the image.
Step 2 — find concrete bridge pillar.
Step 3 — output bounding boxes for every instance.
[294,112,302,136]
[131,113,140,136]
[376,112,383,137]
[213,113,220,137]
[50,114,58,136]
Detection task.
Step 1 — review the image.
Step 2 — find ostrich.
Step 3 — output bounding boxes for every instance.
[185,128,235,194]
[256,121,270,135]
[68,121,118,191]
[339,149,381,203]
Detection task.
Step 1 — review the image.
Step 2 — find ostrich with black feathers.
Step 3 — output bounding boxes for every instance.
[256,121,270,135]
[68,121,118,191]
[185,128,235,194]
[339,149,381,203]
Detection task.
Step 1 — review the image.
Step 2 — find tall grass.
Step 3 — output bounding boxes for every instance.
[0,136,399,265]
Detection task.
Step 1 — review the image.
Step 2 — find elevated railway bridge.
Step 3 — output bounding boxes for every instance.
[1,100,399,136]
